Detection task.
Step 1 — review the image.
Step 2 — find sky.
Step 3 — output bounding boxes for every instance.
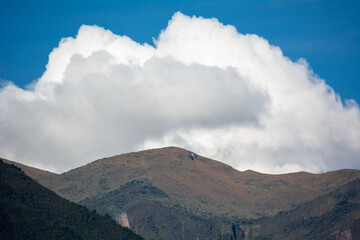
[0,0,359,174]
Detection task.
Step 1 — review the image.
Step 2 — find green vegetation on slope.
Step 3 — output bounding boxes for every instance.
[0,160,144,240]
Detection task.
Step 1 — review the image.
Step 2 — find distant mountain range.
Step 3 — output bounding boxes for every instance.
[3,147,360,239]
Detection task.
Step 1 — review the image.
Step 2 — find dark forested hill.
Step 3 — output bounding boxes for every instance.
[0,160,143,240]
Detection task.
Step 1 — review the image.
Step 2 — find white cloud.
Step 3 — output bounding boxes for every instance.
[0,12,359,173]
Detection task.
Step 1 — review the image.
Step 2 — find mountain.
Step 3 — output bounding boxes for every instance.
[1,158,57,181]
[80,179,243,239]
[4,147,360,239]
[0,159,144,240]
[246,178,360,239]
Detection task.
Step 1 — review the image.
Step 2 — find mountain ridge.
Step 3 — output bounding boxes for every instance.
[3,147,360,239]
[1,158,58,180]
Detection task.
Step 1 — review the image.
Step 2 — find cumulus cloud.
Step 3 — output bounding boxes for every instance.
[0,12,359,173]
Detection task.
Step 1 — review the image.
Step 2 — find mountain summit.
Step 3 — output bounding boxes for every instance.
[7,147,360,239]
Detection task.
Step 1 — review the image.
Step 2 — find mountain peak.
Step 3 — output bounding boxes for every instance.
[5,147,360,240]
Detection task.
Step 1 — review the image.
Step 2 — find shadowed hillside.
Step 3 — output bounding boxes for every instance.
[0,160,143,240]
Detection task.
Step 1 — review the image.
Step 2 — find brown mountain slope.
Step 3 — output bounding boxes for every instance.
[80,179,244,239]
[245,178,360,239]
[35,147,360,219]
[1,158,58,180]
[4,147,360,239]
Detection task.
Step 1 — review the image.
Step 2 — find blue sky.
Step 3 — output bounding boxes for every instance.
[0,0,359,103]
[1,0,360,173]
